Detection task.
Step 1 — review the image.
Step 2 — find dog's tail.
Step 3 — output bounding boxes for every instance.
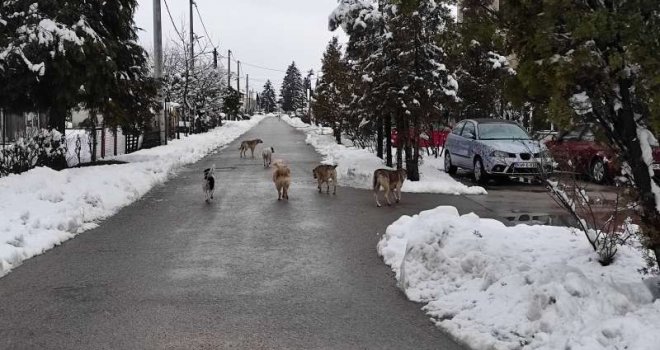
[271,147,275,153]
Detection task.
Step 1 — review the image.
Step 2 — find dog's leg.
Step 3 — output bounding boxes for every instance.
[396,186,401,203]
[317,178,322,193]
[333,180,336,195]
[326,181,330,194]
[384,184,392,206]
[374,183,381,207]
[284,184,289,200]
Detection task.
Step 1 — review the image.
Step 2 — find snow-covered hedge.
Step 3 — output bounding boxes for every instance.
[378,206,660,350]
[0,129,67,177]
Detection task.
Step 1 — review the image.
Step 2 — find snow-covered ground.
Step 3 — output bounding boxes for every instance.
[281,115,486,195]
[0,115,266,278]
[378,206,660,350]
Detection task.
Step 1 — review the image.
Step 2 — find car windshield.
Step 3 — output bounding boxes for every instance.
[478,123,530,140]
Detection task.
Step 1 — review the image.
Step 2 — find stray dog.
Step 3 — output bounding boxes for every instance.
[203,166,215,203]
[313,164,338,195]
[272,161,291,200]
[262,147,275,167]
[239,139,263,159]
[373,168,407,207]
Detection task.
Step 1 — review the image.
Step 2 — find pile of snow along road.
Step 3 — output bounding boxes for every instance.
[0,115,266,277]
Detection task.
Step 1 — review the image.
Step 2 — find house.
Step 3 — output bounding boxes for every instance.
[0,110,48,144]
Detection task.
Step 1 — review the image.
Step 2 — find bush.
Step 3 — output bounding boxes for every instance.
[0,129,67,176]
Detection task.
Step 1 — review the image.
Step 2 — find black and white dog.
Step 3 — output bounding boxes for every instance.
[203,166,215,203]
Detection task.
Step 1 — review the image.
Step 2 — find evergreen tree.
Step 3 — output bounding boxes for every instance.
[222,87,242,120]
[0,0,158,135]
[280,62,305,112]
[312,37,350,144]
[260,80,278,113]
[503,0,660,267]
[381,0,457,180]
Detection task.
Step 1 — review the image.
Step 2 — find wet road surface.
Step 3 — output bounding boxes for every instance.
[0,118,483,349]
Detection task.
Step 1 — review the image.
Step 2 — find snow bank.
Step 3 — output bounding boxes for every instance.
[378,206,660,350]
[0,115,266,277]
[281,115,486,195]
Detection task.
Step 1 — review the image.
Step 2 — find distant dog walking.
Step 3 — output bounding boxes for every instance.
[262,147,275,167]
[239,139,263,158]
[313,164,338,195]
[373,168,407,207]
[272,161,291,200]
[203,166,215,203]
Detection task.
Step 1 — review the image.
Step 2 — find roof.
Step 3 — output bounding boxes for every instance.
[465,118,521,125]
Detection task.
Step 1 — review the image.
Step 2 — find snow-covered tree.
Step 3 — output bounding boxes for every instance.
[280,62,305,112]
[0,0,158,135]
[312,37,350,144]
[222,87,242,120]
[260,80,277,113]
[502,0,660,268]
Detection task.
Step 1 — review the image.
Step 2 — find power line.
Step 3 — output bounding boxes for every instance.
[193,2,217,50]
[162,0,185,43]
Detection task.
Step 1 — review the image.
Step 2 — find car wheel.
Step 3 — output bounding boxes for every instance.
[444,151,457,175]
[590,158,607,184]
[473,158,489,184]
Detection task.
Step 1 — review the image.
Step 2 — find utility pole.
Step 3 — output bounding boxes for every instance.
[237,61,240,96]
[189,0,195,134]
[227,50,231,90]
[246,75,249,114]
[153,0,166,145]
[213,48,218,69]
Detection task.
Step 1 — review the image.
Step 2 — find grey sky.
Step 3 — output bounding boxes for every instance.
[134,0,347,93]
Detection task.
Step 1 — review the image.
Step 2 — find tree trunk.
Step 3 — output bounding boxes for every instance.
[385,113,393,167]
[47,106,67,135]
[396,112,403,169]
[376,115,383,159]
[406,115,420,181]
[334,118,342,144]
[616,79,660,268]
[90,111,97,163]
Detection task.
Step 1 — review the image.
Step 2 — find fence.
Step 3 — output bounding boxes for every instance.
[65,128,142,166]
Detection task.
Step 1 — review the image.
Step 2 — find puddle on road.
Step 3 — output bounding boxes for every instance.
[501,212,577,227]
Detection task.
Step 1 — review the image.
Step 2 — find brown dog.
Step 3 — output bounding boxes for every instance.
[272,161,291,200]
[239,139,263,158]
[373,168,407,207]
[313,164,338,195]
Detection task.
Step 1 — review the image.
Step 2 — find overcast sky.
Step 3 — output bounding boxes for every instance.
[134,0,347,93]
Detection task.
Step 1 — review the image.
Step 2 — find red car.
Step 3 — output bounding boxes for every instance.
[391,124,451,148]
[546,125,660,183]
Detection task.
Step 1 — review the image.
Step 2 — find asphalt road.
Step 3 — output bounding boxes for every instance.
[0,117,488,350]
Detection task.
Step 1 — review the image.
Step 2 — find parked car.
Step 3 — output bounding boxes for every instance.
[546,124,660,184]
[391,124,451,148]
[444,119,552,183]
[532,130,559,145]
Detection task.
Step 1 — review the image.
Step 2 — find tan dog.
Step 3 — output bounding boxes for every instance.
[262,147,275,167]
[272,161,291,200]
[239,139,263,158]
[373,168,407,207]
[313,164,338,195]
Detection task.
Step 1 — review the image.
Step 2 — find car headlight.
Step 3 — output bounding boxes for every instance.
[491,150,511,158]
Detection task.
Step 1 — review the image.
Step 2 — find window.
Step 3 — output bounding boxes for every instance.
[452,121,466,135]
[462,122,476,138]
[478,123,531,140]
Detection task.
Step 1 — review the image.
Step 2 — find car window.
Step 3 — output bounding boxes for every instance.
[582,129,595,142]
[477,123,530,140]
[462,122,476,138]
[452,121,465,135]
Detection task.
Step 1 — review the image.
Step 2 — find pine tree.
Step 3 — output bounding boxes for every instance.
[280,62,305,112]
[381,0,458,180]
[260,80,278,113]
[222,87,242,120]
[312,37,350,144]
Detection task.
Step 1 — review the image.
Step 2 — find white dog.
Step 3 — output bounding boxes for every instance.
[203,166,215,203]
[262,147,275,167]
